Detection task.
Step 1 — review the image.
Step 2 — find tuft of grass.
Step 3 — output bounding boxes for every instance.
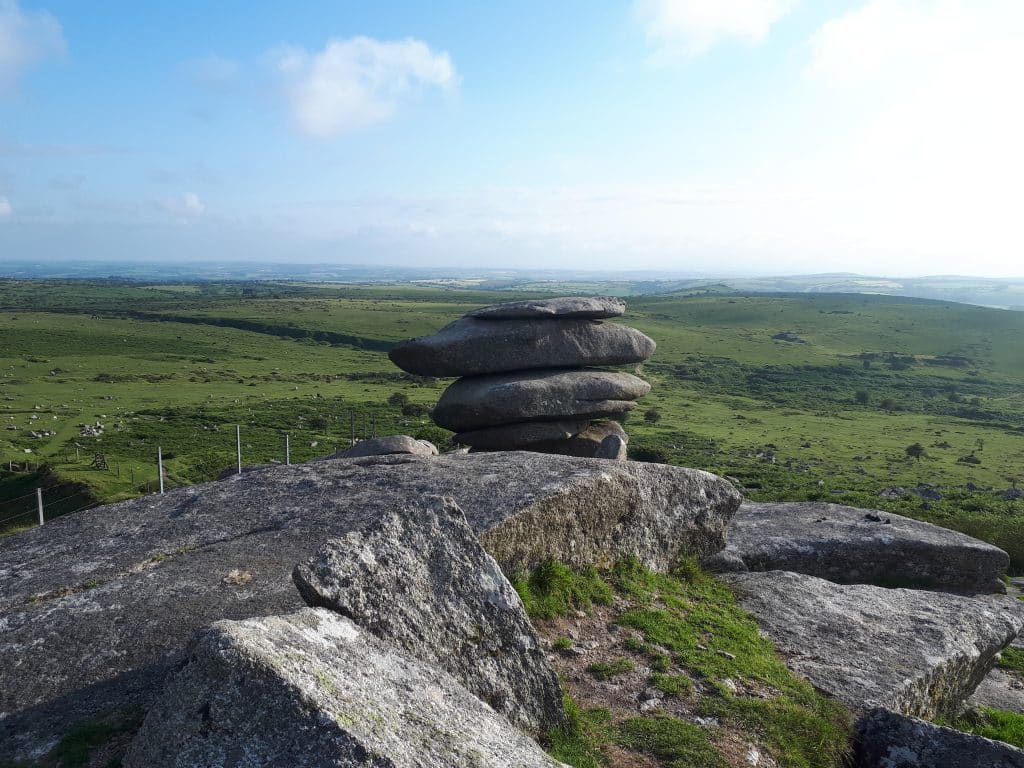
[554,637,574,651]
[587,658,636,682]
[617,715,727,768]
[998,647,1024,675]
[947,708,1024,749]
[512,560,613,620]
[651,673,694,698]
[545,694,613,768]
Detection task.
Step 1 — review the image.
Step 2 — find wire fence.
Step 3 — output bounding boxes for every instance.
[0,414,421,531]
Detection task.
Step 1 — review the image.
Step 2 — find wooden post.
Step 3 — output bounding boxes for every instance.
[236,425,242,475]
[350,411,356,446]
[285,433,291,466]
[158,447,165,494]
[36,488,43,526]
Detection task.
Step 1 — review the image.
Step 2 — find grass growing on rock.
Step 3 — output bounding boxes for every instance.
[537,559,851,768]
[511,560,613,619]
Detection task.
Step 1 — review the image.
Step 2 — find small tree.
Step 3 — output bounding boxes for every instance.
[854,389,870,405]
[905,443,927,462]
[643,408,662,424]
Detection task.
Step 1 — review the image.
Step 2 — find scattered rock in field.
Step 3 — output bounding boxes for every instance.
[854,708,1024,768]
[293,496,564,735]
[724,571,1024,718]
[124,609,568,768]
[333,434,438,458]
[714,501,1009,593]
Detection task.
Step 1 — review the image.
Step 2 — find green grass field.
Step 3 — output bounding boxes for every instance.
[2,279,1023,568]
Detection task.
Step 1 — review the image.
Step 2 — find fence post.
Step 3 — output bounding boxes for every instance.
[285,434,291,466]
[158,447,165,494]
[36,488,44,526]
[236,425,242,475]
[350,411,356,446]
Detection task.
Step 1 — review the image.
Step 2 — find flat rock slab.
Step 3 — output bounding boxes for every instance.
[724,571,1024,718]
[0,452,739,761]
[855,708,1024,768]
[124,609,568,768]
[433,369,650,432]
[466,296,626,320]
[332,434,438,458]
[966,668,1024,714]
[717,501,1009,593]
[388,317,655,377]
[293,497,564,735]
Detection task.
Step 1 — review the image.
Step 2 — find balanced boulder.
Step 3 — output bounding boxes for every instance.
[466,295,626,320]
[293,496,564,735]
[388,316,654,378]
[124,609,568,768]
[432,369,650,432]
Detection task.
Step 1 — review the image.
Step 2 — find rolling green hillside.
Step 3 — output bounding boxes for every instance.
[2,280,1023,567]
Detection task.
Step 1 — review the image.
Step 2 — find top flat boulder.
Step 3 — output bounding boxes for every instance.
[388,316,655,377]
[712,501,1009,594]
[466,295,626,320]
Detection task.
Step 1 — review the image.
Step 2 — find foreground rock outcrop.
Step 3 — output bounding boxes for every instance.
[293,496,564,735]
[724,571,1024,719]
[712,501,1009,593]
[0,452,738,760]
[855,708,1024,768]
[124,609,567,768]
[388,296,655,456]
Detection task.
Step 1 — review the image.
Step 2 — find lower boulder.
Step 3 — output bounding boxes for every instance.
[855,708,1024,768]
[724,571,1024,718]
[714,501,1009,593]
[293,496,564,735]
[124,609,567,768]
[333,435,438,458]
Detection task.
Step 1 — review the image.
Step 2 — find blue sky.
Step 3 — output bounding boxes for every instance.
[1,0,1021,276]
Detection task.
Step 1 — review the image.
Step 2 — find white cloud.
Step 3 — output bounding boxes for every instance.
[0,195,11,217]
[159,192,205,218]
[275,36,456,137]
[636,0,799,56]
[0,0,65,93]
[799,0,1024,271]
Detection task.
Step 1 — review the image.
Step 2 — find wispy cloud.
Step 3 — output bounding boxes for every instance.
[158,192,205,218]
[635,0,799,57]
[0,195,11,217]
[274,36,456,137]
[0,0,65,93]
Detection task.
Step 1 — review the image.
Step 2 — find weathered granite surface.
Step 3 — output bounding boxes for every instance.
[854,708,1024,768]
[467,295,626,320]
[0,452,739,760]
[293,497,564,735]
[966,667,1024,714]
[388,316,655,377]
[724,571,1024,718]
[332,434,438,458]
[455,419,591,450]
[432,369,650,432]
[714,501,1009,593]
[124,609,568,768]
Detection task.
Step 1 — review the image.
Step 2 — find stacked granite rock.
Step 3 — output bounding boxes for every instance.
[388,296,654,459]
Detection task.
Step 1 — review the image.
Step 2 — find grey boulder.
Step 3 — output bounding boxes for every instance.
[455,419,592,450]
[388,317,655,377]
[432,369,650,432]
[293,496,564,735]
[0,452,739,761]
[124,609,568,768]
[854,708,1024,767]
[724,571,1024,718]
[525,420,629,460]
[333,435,438,458]
[466,295,626,320]
[717,501,1009,593]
